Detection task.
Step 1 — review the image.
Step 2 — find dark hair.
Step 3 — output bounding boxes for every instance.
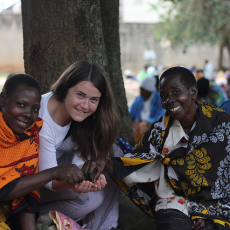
[154,75,159,91]
[197,77,210,97]
[2,74,41,96]
[160,66,197,89]
[197,69,204,74]
[51,61,119,160]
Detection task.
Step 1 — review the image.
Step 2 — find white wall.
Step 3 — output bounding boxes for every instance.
[119,23,229,74]
[0,14,24,73]
[122,0,161,23]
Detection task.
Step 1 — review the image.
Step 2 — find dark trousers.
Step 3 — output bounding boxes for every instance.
[155,209,217,230]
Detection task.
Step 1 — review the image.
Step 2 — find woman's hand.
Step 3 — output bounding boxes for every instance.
[70,180,94,194]
[192,219,205,230]
[52,164,85,184]
[81,156,111,182]
[70,174,107,194]
[90,174,107,192]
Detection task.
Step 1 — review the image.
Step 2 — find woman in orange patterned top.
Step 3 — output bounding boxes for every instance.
[0,74,86,230]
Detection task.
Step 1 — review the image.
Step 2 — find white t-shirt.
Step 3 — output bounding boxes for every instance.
[38,92,84,190]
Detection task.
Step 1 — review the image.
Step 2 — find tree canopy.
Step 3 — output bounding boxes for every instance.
[152,0,230,69]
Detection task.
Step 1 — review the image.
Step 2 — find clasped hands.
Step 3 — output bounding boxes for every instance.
[70,173,106,194]
[60,158,108,195]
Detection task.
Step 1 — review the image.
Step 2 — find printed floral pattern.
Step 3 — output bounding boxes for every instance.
[172,158,184,166]
[15,164,36,177]
[210,125,230,207]
[148,122,164,152]
[190,203,230,220]
[29,124,40,142]
[202,103,213,117]
[186,148,211,185]
[156,195,190,215]
[27,123,41,151]
[200,101,224,118]
[186,120,230,205]
[126,184,152,213]
[132,121,165,160]
[177,198,185,205]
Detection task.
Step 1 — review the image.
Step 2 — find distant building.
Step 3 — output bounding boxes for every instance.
[120,0,162,23]
[0,1,21,14]
[0,1,227,74]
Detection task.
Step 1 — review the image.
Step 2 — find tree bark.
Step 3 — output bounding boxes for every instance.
[218,40,225,71]
[100,0,133,143]
[224,38,230,69]
[21,0,134,144]
[218,37,230,71]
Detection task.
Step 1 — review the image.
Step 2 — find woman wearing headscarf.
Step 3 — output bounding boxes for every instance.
[129,76,165,139]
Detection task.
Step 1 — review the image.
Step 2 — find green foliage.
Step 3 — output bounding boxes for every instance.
[152,0,230,48]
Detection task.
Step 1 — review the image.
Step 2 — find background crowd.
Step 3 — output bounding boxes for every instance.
[124,59,230,140]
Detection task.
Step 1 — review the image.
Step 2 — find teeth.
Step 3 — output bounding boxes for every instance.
[170,106,180,112]
[76,109,87,114]
[19,121,26,125]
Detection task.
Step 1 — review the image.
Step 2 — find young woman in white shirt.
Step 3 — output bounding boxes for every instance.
[38,61,120,230]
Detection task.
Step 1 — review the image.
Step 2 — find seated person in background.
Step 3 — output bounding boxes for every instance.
[129,76,165,139]
[204,60,214,80]
[147,66,160,91]
[215,70,229,100]
[0,74,85,230]
[147,66,157,78]
[83,66,230,230]
[219,99,230,113]
[124,69,136,80]
[137,65,149,80]
[197,77,226,107]
[195,69,204,81]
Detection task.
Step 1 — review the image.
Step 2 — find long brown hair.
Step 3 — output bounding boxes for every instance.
[51,61,119,160]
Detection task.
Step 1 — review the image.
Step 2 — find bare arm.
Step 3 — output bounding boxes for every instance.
[1,164,84,201]
[18,212,36,230]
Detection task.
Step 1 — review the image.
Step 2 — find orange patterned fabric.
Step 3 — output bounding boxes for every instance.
[0,111,43,214]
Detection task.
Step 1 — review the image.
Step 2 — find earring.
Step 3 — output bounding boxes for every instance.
[63,98,65,108]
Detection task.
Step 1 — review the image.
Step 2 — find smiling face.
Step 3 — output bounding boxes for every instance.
[159,75,197,128]
[0,84,41,134]
[64,81,101,122]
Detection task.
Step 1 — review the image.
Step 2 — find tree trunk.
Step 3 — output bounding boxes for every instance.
[21,0,134,144]
[218,40,224,71]
[100,0,133,143]
[224,38,230,69]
